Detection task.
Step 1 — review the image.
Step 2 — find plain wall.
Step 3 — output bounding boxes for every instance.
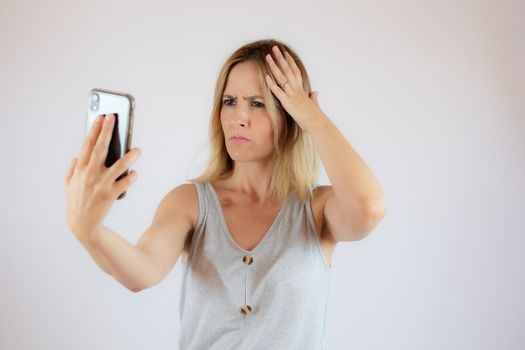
[1,0,524,349]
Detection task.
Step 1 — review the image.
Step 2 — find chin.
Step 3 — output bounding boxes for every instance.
[226,144,275,162]
[229,155,259,162]
[228,152,275,163]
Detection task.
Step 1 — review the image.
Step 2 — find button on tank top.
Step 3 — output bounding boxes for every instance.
[178,182,331,350]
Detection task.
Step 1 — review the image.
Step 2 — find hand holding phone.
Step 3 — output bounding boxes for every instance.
[85,88,135,191]
[63,89,139,239]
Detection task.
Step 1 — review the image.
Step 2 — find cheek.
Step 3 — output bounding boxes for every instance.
[220,111,231,127]
[258,116,274,134]
[219,109,227,121]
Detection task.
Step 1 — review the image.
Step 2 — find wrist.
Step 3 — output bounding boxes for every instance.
[303,112,330,134]
[72,224,102,245]
[86,225,105,246]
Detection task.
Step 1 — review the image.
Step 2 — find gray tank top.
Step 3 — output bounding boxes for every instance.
[178,182,331,349]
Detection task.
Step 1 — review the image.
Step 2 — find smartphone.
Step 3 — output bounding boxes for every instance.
[85,88,135,200]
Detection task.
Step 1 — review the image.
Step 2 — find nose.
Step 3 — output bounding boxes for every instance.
[231,103,250,127]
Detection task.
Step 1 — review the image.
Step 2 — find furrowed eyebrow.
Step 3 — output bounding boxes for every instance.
[222,94,264,100]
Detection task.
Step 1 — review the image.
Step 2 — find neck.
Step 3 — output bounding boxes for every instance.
[219,159,276,203]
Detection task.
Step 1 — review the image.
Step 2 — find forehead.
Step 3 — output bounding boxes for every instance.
[224,61,262,94]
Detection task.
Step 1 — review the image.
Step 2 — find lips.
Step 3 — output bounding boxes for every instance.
[231,135,250,141]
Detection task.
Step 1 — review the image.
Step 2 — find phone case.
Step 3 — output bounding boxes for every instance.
[85,88,135,200]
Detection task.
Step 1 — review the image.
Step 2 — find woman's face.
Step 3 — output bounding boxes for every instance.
[220,60,282,163]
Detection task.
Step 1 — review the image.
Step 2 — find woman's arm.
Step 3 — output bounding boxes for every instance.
[307,114,387,241]
[76,225,157,292]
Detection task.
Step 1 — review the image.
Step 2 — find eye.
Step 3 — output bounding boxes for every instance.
[222,99,265,108]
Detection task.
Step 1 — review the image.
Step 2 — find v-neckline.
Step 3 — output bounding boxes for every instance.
[206,182,293,253]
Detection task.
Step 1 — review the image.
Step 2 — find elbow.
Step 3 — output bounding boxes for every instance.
[129,284,146,293]
[129,286,142,293]
[126,279,151,293]
[359,199,387,239]
[127,275,160,293]
[364,197,386,222]
[122,280,142,292]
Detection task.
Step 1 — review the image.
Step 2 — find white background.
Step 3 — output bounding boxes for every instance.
[1,0,524,349]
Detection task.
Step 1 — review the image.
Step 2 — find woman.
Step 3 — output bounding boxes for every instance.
[64,38,386,349]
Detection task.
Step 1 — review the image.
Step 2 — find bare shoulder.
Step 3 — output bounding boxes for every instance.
[168,183,199,256]
[133,183,200,289]
[163,182,199,231]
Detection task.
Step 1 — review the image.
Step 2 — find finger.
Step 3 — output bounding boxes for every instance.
[270,45,295,87]
[87,113,116,172]
[265,53,288,88]
[111,169,138,200]
[265,74,287,102]
[104,147,141,183]
[284,51,303,86]
[78,115,105,169]
[64,157,78,187]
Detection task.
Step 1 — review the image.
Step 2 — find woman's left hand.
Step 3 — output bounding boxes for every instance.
[265,45,325,133]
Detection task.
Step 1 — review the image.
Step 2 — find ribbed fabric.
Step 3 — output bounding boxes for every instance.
[178,182,331,350]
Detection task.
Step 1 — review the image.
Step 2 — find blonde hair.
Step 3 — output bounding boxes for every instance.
[187,38,320,204]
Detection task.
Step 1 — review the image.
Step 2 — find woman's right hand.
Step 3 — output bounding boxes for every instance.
[63,113,141,241]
